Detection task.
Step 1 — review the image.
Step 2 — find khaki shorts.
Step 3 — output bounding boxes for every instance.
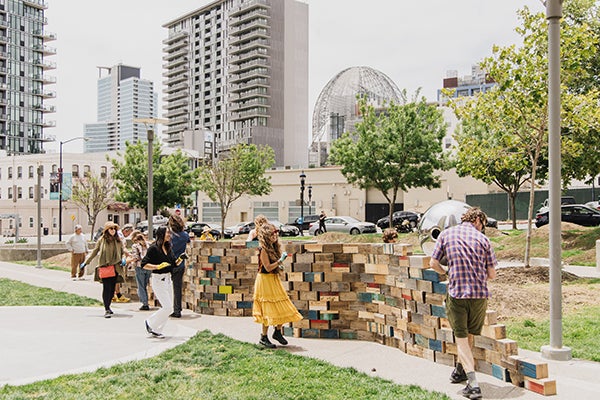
[446,296,488,338]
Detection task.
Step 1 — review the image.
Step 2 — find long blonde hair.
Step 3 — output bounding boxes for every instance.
[258,223,281,263]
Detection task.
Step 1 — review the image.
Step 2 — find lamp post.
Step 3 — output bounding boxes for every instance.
[308,185,312,215]
[134,118,168,241]
[299,171,306,236]
[59,136,88,241]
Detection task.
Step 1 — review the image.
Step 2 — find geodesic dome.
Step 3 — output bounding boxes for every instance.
[312,66,403,143]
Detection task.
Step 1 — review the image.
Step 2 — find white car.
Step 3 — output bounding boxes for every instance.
[308,216,377,235]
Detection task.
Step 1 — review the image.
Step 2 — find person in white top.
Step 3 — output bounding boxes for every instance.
[65,225,89,280]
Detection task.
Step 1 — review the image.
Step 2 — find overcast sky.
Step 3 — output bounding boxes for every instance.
[44,0,543,153]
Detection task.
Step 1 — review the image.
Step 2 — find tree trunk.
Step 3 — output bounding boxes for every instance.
[524,158,539,267]
[509,192,517,230]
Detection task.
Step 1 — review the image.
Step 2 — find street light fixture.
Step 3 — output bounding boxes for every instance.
[308,185,313,215]
[134,117,168,241]
[59,136,88,241]
[299,171,306,236]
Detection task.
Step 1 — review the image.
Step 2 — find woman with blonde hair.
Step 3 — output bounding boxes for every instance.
[252,223,302,348]
[246,214,268,242]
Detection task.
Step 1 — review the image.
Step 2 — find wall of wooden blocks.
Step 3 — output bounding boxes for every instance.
[121,239,555,395]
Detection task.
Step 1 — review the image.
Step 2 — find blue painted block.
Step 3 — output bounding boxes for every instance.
[431,305,447,318]
[357,292,373,302]
[429,339,443,352]
[433,281,447,294]
[319,329,339,339]
[492,364,511,382]
[246,241,259,248]
[423,269,444,282]
[301,328,320,338]
[306,310,319,320]
[237,301,253,309]
[208,255,221,263]
[213,293,226,301]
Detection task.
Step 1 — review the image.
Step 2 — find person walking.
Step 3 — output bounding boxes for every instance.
[168,213,190,318]
[252,223,302,348]
[113,223,134,303]
[128,231,151,311]
[429,207,497,400]
[81,222,126,318]
[141,226,176,338]
[65,224,88,280]
[318,210,327,233]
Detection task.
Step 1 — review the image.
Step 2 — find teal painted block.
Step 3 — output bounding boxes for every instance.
[423,269,443,282]
[357,292,373,302]
[319,329,340,339]
[208,255,221,263]
[492,364,511,382]
[433,281,447,294]
[301,328,320,338]
[429,339,443,352]
[213,293,226,301]
[431,304,447,318]
[237,301,253,309]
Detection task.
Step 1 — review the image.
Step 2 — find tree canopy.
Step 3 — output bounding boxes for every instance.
[196,143,275,234]
[70,170,115,240]
[329,93,448,228]
[110,141,199,216]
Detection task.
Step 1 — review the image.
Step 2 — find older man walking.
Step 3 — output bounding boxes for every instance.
[65,224,89,280]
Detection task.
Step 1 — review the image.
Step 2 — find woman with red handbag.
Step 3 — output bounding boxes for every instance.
[81,221,126,318]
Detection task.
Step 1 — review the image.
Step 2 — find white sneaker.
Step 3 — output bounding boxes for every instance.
[71,277,77,281]
[78,277,86,280]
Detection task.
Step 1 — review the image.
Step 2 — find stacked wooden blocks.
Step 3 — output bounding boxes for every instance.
[121,239,555,395]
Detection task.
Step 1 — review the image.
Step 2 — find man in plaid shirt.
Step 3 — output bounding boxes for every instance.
[430,207,497,400]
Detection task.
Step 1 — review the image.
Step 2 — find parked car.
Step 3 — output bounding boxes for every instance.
[289,214,320,232]
[238,220,300,237]
[537,196,577,214]
[486,217,498,229]
[225,222,247,238]
[376,211,421,232]
[535,204,600,228]
[585,201,600,211]
[308,216,377,235]
[188,222,221,240]
[136,215,169,234]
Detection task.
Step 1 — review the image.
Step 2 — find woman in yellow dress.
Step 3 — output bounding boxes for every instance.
[252,223,302,348]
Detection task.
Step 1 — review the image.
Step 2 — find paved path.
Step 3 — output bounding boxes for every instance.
[1,261,599,399]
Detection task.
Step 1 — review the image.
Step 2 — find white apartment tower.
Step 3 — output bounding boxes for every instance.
[162,0,308,167]
[0,0,56,155]
[84,64,158,152]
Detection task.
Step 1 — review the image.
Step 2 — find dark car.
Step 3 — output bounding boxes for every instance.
[486,217,498,229]
[535,204,600,228]
[376,211,421,231]
[290,214,320,232]
[188,222,221,240]
[239,220,300,237]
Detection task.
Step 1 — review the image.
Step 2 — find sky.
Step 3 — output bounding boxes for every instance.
[43,0,543,153]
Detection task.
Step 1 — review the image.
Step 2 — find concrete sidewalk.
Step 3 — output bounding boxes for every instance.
[1,261,599,399]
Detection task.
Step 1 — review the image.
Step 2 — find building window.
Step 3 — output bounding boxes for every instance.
[84,165,91,177]
[100,166,107,179]
[72,165,79,178]
[29,217,34,228]
[29,186,34,199]
[8,167,12,179]
[17,166,22,178]
[29,165,34,178]
[8,187,12,199]
[17,187,22,199]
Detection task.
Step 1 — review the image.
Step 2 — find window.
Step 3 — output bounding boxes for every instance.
[17,187,22,199]
[101,166,107,178]
[29,186,34,199]
[8,167,12,179]
[84,165,91,177]
[72,165,79,178]
[29,165,34,178]
[8,187,13,199]
[17,166,22,178]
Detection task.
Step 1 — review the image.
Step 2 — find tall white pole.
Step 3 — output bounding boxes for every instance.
[542,0,571,361]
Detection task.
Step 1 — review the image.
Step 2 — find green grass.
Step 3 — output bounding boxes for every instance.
[0,278,101,307]
[14,260,69,272]
[505,305,600,362]
[0,331,449,400]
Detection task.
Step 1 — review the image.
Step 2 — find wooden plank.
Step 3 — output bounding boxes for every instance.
[518,358,549,379]
[481,324,506,340]
[524,377,557,396]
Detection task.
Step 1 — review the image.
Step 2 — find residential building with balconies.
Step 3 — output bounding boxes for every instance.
[162,0,308,167]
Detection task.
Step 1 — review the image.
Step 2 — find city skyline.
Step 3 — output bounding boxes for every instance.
[44,0,542,154]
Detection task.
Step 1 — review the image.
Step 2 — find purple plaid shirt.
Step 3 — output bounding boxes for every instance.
[431,222,496,299]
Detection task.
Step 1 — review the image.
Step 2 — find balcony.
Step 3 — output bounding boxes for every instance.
[231,107,269,121]
[230,0,270,18]
[230,48,269,65]
[229,58,270,75]
[34,119,56,127]
[0,19,7,28]
[32,44,56,56]
[163,38,188,53]
[230,17,269,36]
[0,82,8,91]
[23,0,48,10]
[162,30,188,46]
[230,98,269,112]
[33,29,57,42]
[165,107,188,119]
[163,73,188,86]
[31,88,56,98]
[33,74,56,84]
[230,38,270,55]
[230,8,269,27]
[163,98,188,110]
[164,90,188,102]
[0,33,7,43]
[163,81,187,94]
[162,47,188,62]
[229,28,270,46]
[33,59,57,70]
[33,104,56,113]
[162,56,187,70]
[162,63,188,78]
[0,50,7,59]
[229,68,269,84]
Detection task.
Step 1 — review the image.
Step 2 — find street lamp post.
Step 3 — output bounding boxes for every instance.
[134,118,168,241]
[59,136,88,241]
[308,185,312,215]
[299,171,306,236]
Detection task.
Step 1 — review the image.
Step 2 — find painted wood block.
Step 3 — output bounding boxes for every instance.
[436,328,455,343]
[422,268,446,283]
[481,324,506,340]
[398,257,410,267]
[416,301,431,315]
[292,263,312,272]
[492,364,511,382]
[293,319,310,329]
[429,338,444,352]
[332,262,350,273]
[301,328,320,338]
[433,281,448,294]
[423,314,440,329]
[236,301,253,309]
[310,319,331,330]
[304,272,324,282]
[420,324,437,340]
[319,292,340,302]
[524,377,557,396]
[431,304,447,318]
[319,329,340,339]
[299,291,318,301]
[218,285,232,294]
[319,311,340,320]
[518,358,549,379]
[339,329,358,340]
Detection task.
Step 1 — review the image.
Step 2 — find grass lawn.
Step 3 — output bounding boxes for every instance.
[0,278,101,307]
[505,304,600,362]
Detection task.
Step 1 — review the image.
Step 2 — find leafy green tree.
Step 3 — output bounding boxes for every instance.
[110,142,199,217]
[450,6,600,265]
[196,144,275,234]
[329,93,448,228]
[70,171,115,240]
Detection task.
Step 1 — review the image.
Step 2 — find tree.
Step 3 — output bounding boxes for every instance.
[329,93,448,228]
[196,144,275,235]
[70,170,115,240]
[110,142,199,216]
[450,6,600,265]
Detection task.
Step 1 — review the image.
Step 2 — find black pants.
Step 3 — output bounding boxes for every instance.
[102,276,118,311]
[319,222,327,232]
[171,265,185,314]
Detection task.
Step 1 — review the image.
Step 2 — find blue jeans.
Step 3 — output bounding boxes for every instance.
[135,267,152,306]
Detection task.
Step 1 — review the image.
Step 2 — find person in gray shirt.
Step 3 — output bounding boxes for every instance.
[65,224,89,280]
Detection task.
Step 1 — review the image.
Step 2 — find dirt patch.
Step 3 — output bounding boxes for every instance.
[45,252,71,267]
[489,266,599,321]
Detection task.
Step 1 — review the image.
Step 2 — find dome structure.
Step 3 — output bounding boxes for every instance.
[311,66,403,144]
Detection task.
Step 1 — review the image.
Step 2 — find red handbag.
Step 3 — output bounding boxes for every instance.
[98,265,116,279]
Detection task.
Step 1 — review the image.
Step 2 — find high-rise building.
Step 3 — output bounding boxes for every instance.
[0,0,56,155]
[84,64,157,153]
[162,0,308,167]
